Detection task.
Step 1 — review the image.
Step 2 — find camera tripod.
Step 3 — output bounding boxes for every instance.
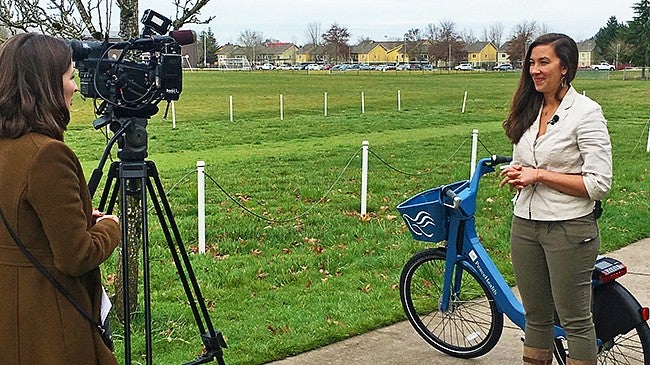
[88,114,226,365]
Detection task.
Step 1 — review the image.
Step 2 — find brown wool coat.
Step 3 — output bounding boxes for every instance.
[0,133,121,364]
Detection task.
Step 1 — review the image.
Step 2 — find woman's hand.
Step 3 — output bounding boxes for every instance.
[499,164,539,191]
[92,209,120,224]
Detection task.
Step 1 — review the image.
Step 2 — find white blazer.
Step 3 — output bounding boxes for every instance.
[512,86,612,221]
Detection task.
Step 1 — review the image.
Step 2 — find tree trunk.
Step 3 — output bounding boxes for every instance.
[115,189,143,322]
[114,0,140,323]
[117,0,139,39]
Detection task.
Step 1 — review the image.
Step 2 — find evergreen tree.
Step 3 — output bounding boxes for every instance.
[627,0,650,77]
[198,28,219,66]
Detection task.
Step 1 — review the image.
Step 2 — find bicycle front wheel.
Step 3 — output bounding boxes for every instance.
[400,248,504,358]
[554,321,650,364]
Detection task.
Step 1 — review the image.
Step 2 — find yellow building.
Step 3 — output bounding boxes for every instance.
[577,39,599,69]
[382,41,408,64]
[296,44,325,64]
[465,41,498,69]
[351,41,389,64]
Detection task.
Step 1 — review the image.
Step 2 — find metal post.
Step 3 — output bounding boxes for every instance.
[470,129,478,179]
[171,101,176,129]
[229,95,233,122]
[398,90,401,111]
[361,140,369,216]
[324,92,328,117]
[361,91,365,114]
[197,161,206,254]
[462,91,468,113]
[280,94,284,120]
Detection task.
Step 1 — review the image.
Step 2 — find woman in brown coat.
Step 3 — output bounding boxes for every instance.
[0,33,121,364]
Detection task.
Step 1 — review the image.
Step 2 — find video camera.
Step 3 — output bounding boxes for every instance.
[68,9,195,117]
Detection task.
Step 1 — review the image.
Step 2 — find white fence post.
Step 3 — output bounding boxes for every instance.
[324,92,328,117]
[462,91,468,113]
[361,91,365,114]
[361,141,369,216]
[229,95,234,122]
[171,101,177,129]
[470,129,478,179]
[280,94,284,120]
[197,161,206,254]
[397,90,401,111]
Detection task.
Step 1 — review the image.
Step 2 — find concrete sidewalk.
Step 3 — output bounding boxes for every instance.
[267,238,650,365]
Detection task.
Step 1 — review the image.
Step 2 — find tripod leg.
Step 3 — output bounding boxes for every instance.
[144,161,227,364]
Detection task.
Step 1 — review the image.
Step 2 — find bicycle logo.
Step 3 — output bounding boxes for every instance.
[401,211,438,238]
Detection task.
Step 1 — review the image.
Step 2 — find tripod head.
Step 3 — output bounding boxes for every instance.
[88,105,158,196]
[93,105,158,162]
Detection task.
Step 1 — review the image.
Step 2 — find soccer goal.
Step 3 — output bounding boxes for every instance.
[217,57,252,71]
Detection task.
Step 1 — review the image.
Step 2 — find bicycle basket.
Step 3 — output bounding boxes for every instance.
[397,181,467,243]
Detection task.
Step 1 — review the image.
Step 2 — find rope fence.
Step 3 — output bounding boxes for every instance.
[185,131,482,253]
[157,117,649,254]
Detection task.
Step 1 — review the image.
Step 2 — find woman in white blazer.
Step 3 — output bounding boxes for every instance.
[500,33,612,365]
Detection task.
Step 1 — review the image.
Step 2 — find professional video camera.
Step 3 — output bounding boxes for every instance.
[68,9,195,117]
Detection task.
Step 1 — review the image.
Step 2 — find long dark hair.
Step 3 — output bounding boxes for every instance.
[503,33,578,144]
[0,33,73,141]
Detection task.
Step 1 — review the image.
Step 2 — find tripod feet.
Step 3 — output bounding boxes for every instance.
[182,331,228,365]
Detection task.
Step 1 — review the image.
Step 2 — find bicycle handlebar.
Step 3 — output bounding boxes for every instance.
[442,187,462,209]
[444,155,512,213]
[489,155,513,166]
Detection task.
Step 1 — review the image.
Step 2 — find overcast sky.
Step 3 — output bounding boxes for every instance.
[137,0,637,45]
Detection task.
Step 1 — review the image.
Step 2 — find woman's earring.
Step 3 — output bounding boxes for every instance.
[561,75,567,88]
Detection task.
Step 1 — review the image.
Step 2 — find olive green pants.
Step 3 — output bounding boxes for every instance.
[510,214,600,361]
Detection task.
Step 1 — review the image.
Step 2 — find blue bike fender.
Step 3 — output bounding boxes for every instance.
[593,281,645,343]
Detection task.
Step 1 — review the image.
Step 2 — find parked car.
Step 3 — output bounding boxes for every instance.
[493,63,513,71]
[591,62,615,71]
[454,63,473,71]
[306,63,321,70]
[259,63,275,70]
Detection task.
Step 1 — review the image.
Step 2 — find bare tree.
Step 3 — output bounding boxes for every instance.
[506,20,540,65]
[238,29,264,64]
[424,23,438,42]
[0,0,213,39]
[483,22,504,47]
[321,23,350,63]
[460,28,477,44]
[427,20,466,67]
[404,28,427,62]
[306,21,322,46]
[0,0,101,39]
[171,0,214,30]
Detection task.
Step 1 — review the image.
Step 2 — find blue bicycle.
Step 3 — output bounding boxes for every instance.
[397,156,650,364]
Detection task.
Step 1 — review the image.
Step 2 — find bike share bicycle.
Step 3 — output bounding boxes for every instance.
[71,10,226,365]
[397,155,650,364]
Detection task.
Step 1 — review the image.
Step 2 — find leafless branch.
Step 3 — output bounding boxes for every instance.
[171,0,214,30]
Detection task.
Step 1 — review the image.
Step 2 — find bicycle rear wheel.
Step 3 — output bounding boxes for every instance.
[400,248,504,358]
[554,321,650,364]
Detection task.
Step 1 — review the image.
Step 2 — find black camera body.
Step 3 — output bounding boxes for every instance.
[69,10,192,115]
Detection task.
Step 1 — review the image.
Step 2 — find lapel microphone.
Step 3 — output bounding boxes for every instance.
[548,115,560,125]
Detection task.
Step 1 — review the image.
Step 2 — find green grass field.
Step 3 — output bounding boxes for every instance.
[66,69,649,364]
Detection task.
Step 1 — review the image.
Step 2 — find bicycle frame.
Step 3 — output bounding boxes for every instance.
[438,157,566,338]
